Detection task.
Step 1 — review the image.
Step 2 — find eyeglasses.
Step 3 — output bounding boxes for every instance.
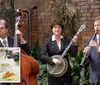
[0,27,6,29]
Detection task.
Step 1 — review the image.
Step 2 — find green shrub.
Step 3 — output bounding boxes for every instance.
[69,49,89,85]
[30,40,41,60]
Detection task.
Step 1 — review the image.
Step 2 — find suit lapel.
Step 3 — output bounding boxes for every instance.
[61,38,65,51]
[53,38,65,51]
[94,36,97,42]
[52,40,60,51]
[0,41,3,47]
[7,36,14,47]
[51,35,65,52]
[0,36,14,47]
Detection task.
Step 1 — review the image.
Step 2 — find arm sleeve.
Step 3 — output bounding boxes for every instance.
[69,45,78,57]
[20,43,30,55]
[40,39,53,65]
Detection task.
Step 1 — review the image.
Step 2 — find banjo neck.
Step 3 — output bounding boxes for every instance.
[61,24,86,58]
[61,40,73,58]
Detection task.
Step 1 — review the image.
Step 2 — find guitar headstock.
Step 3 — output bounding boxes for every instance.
[78,24,86,33]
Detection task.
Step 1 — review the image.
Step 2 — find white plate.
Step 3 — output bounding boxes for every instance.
[0,59,20,83]
[0,64,10,72]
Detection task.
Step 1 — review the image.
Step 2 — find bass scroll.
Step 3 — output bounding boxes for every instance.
[47,24,86,77]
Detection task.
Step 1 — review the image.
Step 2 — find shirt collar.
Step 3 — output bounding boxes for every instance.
[0,36,8,43]
[97,34,99,40]
[52,34,63,41]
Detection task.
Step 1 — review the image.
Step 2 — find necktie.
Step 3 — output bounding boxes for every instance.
[3,40,7,47]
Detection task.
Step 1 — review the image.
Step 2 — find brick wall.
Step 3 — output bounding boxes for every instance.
[14,0,100,49]
[72,0,100,49]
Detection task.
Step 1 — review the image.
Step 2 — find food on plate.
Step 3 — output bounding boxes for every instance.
[1,63,9,67]
[2,71,18,80]
[0,63,9,71]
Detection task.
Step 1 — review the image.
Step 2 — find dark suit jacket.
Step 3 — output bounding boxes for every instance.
[40,35,78,85]
[40,35,78,64]
[86,35,100,84]
[0,36,30,55]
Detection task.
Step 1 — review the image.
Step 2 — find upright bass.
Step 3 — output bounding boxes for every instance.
[13,9,39,85]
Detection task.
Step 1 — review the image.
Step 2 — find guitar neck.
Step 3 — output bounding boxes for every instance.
[61,40,73,58]
[60,29,80,58]
[60,24,85,58]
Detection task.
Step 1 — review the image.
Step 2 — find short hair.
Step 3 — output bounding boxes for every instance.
[0,19,8,28]
[50,20,64,30]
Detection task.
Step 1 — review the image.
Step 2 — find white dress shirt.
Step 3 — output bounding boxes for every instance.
[52,35,63,50]
[96,34,100,52]
[0,36,8,47]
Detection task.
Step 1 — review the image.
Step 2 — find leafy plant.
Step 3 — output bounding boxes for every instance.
[30,40,41,60]
[69,49,89,85]
[38,61,48,85]
[30,40,48,85]
[55,5,78,38]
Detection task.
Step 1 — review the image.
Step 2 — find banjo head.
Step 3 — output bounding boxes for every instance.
[47,55,68,77]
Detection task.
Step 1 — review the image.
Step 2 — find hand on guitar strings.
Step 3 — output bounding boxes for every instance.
[52,58,61,65]
[16,29,26,44]
[72,35,78,46]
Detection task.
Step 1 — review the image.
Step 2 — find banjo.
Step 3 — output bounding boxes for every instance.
[47,24,86,77]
